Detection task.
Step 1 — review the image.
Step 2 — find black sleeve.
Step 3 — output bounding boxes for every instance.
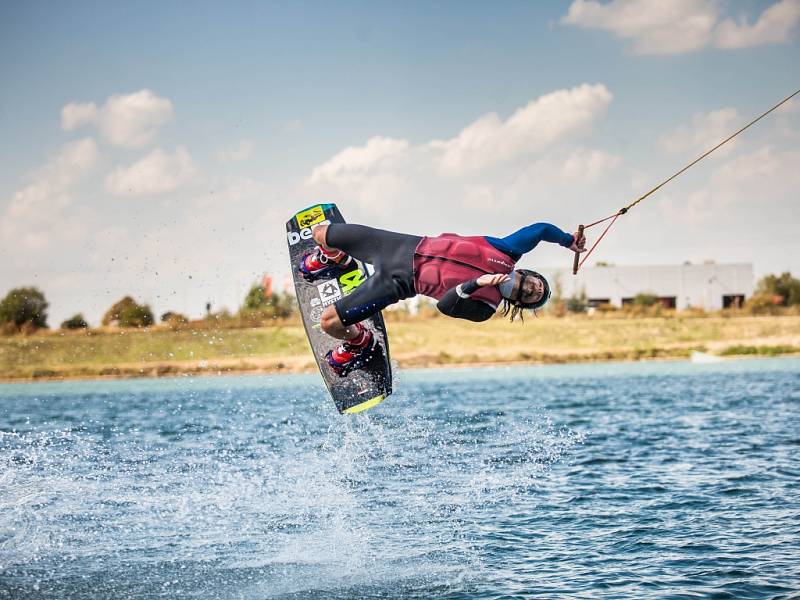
[436,278,496,322]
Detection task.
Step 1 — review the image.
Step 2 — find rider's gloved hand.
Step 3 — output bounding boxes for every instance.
[569,232,586,254]
[477,273,511,287]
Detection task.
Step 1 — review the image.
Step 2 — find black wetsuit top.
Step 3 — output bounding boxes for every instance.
[436,279,495,322]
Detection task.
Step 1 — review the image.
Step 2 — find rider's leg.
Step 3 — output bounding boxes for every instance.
[320,305,360,340]
[322,305,375,376]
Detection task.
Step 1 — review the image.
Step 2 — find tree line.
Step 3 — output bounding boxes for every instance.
[0,283,297,333]
[1,272,800,334]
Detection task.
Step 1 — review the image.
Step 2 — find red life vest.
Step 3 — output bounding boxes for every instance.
[413,234,516,308]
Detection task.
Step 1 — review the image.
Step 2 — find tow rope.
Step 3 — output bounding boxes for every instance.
[572,87,800,275]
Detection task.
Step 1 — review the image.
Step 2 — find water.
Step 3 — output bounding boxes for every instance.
[1,358,799,599]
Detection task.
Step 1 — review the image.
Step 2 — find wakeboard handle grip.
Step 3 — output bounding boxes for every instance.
[572,224,585,275]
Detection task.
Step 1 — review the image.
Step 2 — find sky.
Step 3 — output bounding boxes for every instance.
[1,0,799,326]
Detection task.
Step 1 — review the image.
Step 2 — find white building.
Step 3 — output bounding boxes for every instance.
[537,263,754,311]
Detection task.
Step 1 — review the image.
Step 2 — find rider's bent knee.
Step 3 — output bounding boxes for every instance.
[320,305,340,333]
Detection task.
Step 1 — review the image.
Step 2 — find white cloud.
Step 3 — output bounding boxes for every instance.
[560,0,800,55]
[308,85,613,192]
[462,184,497,212]
[561,148,621,180]
[715,0,800,48]
[777,98,799,115]
[659,108,740,156]
[60,89,173,148]
[432,83,613,175]
[560,0,720,55]
[217,139,255,163]
[308,136,410,185]
[708,144,797,187]
[1,138,98,251]
[305,85,620,231]
[662,144,800,227]
[105,146,197,195]
[61,102,98,131]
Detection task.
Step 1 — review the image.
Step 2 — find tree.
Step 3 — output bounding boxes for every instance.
[61,314,88,329]
[755,272,800,306]
[243,284,269,310]
[566,289,588,313]
[633,293,658,307]
[161,311,189,330]
[102,296,154,328]
[240,284,296,319]
[161,311,188,324]
[270,291,296,318]
[0,287,48,330]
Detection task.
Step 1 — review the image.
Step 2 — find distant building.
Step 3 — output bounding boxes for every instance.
[537,263,754,311]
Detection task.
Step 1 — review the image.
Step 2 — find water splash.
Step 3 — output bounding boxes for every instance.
[0,377,584,598]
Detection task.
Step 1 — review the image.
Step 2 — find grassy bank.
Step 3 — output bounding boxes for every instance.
[1,315,799,381]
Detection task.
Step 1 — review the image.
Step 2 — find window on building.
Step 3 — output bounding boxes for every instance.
[621,298,634,305]
[723,294,745,309]
[658,297,677,309]
[588,298,611,308]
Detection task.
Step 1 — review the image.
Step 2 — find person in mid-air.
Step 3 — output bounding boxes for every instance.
[298,222,586,376]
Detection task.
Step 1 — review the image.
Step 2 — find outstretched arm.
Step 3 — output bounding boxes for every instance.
[486,223,583,258]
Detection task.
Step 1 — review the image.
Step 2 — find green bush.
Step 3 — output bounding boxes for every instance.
[161,311,188,323]
[744,293,784,315]
[161,311,189,330]
[61,314,89,329]
[0,287,48,330]
[102,296,154,328]
[633,293,659,307]
[755,272,800,306]
[240,285,296,320]
[720,344,798,356]
[566,289,588,313]
[243,284,269,310]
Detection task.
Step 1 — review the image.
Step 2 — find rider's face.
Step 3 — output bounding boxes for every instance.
[513,271,544,305]
[522,275,544,304]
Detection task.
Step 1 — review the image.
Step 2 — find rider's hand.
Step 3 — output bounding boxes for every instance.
[570,232,587,254]
[476,273,510,287]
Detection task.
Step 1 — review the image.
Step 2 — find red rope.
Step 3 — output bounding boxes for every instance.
[570,87,799,275]
[577,212,621,272]
[583,212,619,229]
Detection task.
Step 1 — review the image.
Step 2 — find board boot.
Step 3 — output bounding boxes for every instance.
[325,323,380,377]
[299,246,353,282]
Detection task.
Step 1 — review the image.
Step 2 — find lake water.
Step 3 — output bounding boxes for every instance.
[1,358,799,599]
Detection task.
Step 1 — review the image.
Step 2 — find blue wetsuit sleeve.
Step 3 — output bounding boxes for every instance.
[486,223,574,259]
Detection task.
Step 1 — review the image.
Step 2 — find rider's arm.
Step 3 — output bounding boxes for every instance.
[486,223,574,259]
[436,279,496,322]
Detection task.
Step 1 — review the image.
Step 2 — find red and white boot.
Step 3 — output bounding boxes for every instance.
[325,323,379,377]
[299,246,352,281]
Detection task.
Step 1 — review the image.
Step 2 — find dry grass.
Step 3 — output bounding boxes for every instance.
[1,314,799,380]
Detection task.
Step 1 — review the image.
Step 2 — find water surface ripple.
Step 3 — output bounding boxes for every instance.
[1,358,798,598]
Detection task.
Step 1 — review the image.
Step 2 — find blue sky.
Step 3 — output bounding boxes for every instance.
[1,0,799,325]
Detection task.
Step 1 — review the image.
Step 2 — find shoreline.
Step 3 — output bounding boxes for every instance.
[2,344,797,384]
[3,315,798,384]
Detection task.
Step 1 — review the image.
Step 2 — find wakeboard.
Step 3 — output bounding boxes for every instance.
[286,203,392,413]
